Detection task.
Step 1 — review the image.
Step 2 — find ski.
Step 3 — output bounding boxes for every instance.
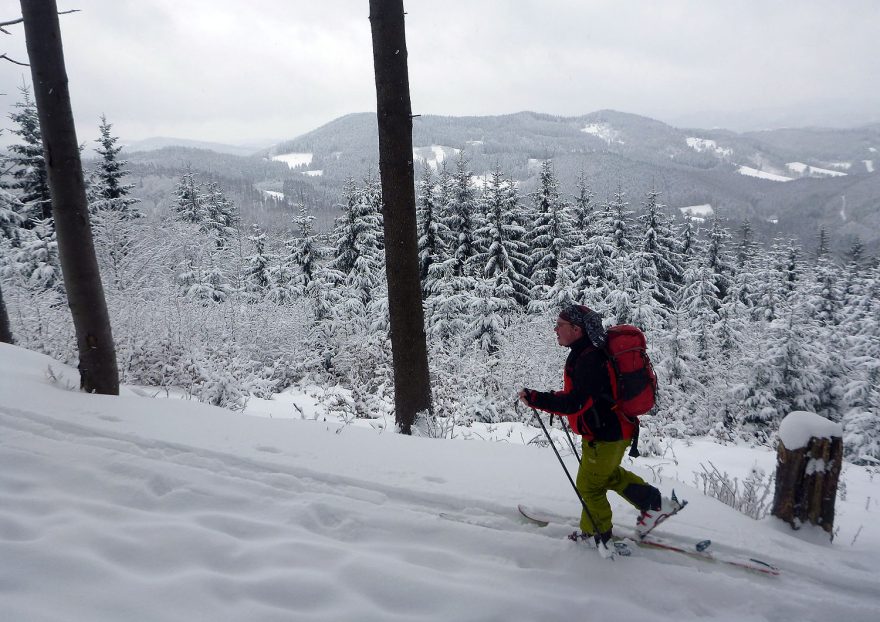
[632,535,779,576]
[518,504,780,576]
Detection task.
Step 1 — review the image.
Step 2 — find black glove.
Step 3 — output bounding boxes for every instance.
[519,388,537,406]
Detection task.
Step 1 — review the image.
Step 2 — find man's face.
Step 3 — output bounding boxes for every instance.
[554,318,583,347]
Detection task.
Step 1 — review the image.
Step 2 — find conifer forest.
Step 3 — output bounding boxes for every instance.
[2,90,878,466]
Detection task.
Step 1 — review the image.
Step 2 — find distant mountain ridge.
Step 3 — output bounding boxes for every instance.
[121,136,275,157]
[126,110,880,254]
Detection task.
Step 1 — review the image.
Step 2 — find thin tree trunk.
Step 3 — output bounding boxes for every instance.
[20,0,119,395]
[0,281,13,344]
[368,0,432,434]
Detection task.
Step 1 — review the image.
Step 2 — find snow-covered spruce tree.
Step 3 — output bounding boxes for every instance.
[678,214,701,262]
[843,398,880,465]
[3,85,52,225]
[416,163,449,290]
[602,187,652,326]
[637,189,683,314]
[91,209,142,291]
[425,159,479,340]
[171,172,235,303]
[679,255,720,364]
[842,258,880,464]
[177,249,234,304]
[708,276,752,432]
[174,169,203,224]
[425,253,476,341]
[469,275,512,354]
[651,302,707,436]
[571,170,594,244]
[781,240,803,298]
[333,177,375,276]
[735,219,757,269]
[201,181,240,248]
[244,224,272,301]
[810,229,843,328]
[474,167,531,305]
[10,217,64,300]
[604,246,664,331]
[840,240,877,339]
[277,203,322,301]
[608,185,634,257]
[316,175,391,412]
[0,188,24,243]
[90,115,141,217]
[445,152,479,277]
[87,117,145,291]
[526,160,572,301]
[734,295,826,442]
[749,238,788,322]
[535,254,579,313]
[715,261,752,359]
[570,198,615,311]
[842,237,865,296]
[705,217,735,312]
[419,163,454,303]
[805,231,847,420]
[841,238,869,322]
[332,176,385,331]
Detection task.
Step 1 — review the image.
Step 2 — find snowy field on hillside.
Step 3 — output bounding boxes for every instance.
[2,343,879,622]
[678,204,715,220]
[786,162,848,178]
[737,166,793,182]
[581,122,624,145]
[271,152,313,168]
[686,137,732,158]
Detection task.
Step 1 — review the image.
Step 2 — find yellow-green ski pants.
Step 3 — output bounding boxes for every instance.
[576,438,653,534]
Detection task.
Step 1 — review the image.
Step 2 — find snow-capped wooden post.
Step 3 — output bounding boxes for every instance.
[771,411,843,539]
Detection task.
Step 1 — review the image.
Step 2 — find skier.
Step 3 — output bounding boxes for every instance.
[518,304,681,548]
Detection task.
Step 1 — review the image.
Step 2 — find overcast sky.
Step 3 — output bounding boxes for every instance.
[1,0,878,146]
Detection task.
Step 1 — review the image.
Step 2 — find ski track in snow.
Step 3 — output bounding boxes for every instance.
[1,345,879,622]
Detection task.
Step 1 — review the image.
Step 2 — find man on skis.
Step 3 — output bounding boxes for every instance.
[519,304,681,550]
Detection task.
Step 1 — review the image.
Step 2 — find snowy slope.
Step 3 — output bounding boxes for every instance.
[1,343,878,622]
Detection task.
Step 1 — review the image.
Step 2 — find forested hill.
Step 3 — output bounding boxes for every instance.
[111,110,879,254]
[269,110,880,253]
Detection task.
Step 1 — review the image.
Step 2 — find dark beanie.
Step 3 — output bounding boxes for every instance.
[559,304,607,348]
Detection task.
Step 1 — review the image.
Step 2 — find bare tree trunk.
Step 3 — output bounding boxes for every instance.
[368,0,432,434]
[772,435,843,539]
[0,282,13,344]
[20,0,119,395]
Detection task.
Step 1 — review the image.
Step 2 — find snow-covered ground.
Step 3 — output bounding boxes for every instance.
[678,204,714,220]
[261,190,285,200]
[581,122,624,145]
[786,162,848,178]
[737,166,793,182]
[2,342,879,622]
[271,152,313,169]
[413,145,458,170]
[468,174,520,190]
[686,137,732,158]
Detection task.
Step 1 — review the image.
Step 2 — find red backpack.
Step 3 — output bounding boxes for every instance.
[603,325,657,454]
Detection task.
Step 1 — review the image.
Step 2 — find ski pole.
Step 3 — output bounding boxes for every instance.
[561,419,581,462]
[519,402,598,535]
